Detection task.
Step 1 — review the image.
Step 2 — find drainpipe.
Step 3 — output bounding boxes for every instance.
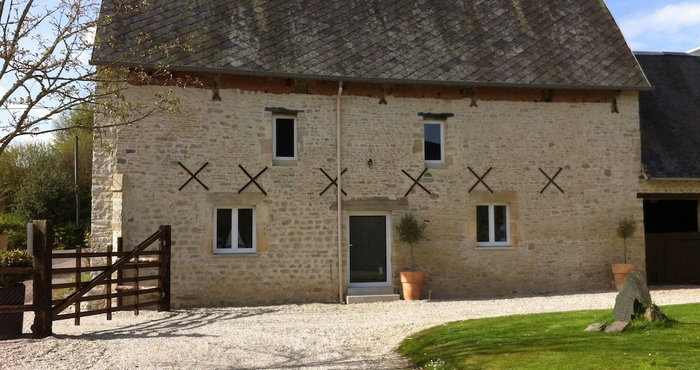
[337,81,344,304]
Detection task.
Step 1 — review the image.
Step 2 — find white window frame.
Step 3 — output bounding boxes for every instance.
[273,115,298,161]
[476,204,510,247]
[214,207,256,254]
[424,121,445,164]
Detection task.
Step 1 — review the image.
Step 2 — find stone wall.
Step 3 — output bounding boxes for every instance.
[92,81,644,306]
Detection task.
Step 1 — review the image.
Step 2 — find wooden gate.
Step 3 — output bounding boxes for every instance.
[30,222,171,338]
[646,232,700,285]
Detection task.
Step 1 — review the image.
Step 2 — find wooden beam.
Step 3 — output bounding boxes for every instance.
[637,193,700,199]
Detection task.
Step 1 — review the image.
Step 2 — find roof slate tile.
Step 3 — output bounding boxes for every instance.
[93,0,648,89]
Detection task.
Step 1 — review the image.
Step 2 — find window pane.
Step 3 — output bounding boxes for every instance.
[216,209,232,248]
[237,208,254,248]
[424,123,442,161]
[275,118,295,158]
[476,205,490,242]
[494,205,507,242]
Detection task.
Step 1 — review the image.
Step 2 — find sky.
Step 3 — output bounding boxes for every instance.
[3,0,700,147]
[605,0,700,53]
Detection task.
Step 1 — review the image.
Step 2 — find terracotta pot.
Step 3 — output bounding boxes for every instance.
[400,271,424,300]
[611,263,635,289]
[0,283,25,339]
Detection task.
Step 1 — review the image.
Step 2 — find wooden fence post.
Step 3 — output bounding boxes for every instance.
[117,237,123,308]
[31,220,53,339]
[160,225,171,312]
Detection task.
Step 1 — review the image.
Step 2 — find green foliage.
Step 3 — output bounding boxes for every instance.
[617,217,637,240]
[11,144,75,223]
[617,217,637,262]
[0,249,32,286]
[54,223,88,250]
[397,212,426,271]
[398,304,700,370]
[0,108,93,248]
[0,213,27,250]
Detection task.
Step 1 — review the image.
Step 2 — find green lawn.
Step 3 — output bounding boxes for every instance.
[397,304,700,370]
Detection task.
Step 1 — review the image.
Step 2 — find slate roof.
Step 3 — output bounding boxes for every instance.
[637,53,700,179]
[92,0,649,90]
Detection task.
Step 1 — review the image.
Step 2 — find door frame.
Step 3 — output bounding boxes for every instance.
[347,211,392,288]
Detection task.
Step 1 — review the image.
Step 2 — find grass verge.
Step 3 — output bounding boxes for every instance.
[397,303,700,369]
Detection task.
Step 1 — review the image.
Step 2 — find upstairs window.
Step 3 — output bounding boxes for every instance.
[215,207,256,253]
[424,121,444,164]
[476,204,510,247]
[273,116,297,160]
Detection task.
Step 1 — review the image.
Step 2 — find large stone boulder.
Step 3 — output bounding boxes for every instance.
[613,271,652,322]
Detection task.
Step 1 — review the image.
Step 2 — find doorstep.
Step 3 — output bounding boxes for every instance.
[346,294,400,304]
[346,286,399,304]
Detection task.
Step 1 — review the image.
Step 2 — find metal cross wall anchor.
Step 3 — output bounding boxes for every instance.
[238,165,268,195]
[539,167,564,194]
[467,166,493,193]
[319,168,348,196]
[178,162,209,191]
[402,168,431,196]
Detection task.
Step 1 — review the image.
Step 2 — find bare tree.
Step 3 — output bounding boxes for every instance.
[0,0,191,156]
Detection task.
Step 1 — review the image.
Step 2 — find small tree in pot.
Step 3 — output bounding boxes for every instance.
[0,249,32,339]
[611,217,637,289]
[397,212,426,300]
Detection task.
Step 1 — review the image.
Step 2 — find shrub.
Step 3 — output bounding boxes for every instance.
[617,217,637,262]
[397,212,426,272]
[54,223,88,250]
[0,213,27,251]
[0,249,32,286]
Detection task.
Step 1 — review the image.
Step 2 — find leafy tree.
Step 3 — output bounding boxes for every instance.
[0,107,93,248]
[52,106,93,226]
[397,213,426,272]
[11,143,74,223]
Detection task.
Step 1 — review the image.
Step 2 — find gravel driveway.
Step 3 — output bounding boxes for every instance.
[3,287,700,370]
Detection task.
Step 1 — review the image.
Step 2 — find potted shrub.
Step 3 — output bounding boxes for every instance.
[611,217,637,289]
[0,249,32,339]
[397,212,426,300]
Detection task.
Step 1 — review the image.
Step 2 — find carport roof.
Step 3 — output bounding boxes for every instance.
[637,52,700,179]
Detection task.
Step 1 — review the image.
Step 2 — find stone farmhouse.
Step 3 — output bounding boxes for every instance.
[91,0,651,307]
[636,51,700,286]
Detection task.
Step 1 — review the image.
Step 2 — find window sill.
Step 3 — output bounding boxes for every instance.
[475,245,515,250]
[213,251,258,256]
[272,159,298,167]
[425,161,447,170]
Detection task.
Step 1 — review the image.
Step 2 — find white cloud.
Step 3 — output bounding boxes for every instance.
[77,26,97,65]
[82,26,96,46]
[618,2,700,52]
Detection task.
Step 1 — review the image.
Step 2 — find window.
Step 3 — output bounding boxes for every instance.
[476,204,509,247]
[214,208,256,253]
[424,121,444,163]
[273,116,297,160]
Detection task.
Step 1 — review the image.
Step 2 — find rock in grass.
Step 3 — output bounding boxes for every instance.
[585,322,606,332]
[644,304,666,322]
[604,321,629,333]
[614,271,652,322]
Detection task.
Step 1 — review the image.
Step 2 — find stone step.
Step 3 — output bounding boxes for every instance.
[347,286,394,296]
[346,294,400,304]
